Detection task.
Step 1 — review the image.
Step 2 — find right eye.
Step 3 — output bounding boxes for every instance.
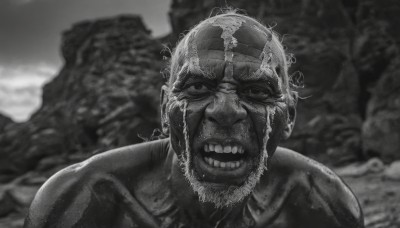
[185,82,211,96]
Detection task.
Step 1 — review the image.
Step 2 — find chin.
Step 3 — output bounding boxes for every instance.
[179,144,268,208]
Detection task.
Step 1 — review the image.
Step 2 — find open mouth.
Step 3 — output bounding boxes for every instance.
[201,143,246,170]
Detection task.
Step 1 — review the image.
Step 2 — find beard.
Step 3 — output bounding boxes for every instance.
[180,149,268,208]
[176,101,273,208]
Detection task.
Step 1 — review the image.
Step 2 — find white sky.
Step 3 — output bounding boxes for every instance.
[0,0,171,121]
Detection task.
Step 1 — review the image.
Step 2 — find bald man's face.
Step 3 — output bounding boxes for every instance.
[164,15,292,207]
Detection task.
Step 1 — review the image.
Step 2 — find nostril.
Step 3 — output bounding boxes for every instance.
[233,118,243,125]
[207,116,218,124]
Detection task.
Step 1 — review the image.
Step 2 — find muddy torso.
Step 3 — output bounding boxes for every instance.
[24,139,363,228]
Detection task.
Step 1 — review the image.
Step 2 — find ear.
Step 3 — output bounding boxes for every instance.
[160,85,170,136]
[282,92,297,140]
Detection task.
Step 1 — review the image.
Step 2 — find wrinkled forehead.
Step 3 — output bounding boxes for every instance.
[178,15,286,80]
[196,16,273,62]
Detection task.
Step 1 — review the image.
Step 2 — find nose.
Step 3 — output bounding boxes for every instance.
[205,93,247,126]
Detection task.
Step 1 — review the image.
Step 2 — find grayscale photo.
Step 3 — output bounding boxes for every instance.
[0,0,399,227]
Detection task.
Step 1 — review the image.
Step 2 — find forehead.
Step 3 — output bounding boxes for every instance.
[182,15,284,81]
[196,16,271,62]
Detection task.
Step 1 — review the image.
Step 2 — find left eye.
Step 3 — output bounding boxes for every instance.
[186,83,210,95]
[241,87,271,99]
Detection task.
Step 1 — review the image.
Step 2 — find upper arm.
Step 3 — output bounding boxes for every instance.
[24,164,118,228]
[290,167,364,228]
[273,148,364,228]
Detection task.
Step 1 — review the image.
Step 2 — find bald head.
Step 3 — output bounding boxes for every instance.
[169,13,292,100]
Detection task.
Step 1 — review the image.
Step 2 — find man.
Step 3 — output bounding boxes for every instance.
[25,12,364,228]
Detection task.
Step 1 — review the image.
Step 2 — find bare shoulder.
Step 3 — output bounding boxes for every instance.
[24,138,170,228]
[265,147,364,228]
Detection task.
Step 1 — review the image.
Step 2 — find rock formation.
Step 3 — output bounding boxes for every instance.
[0,15,165,180]
[0,114,13,134]
[357,0,400,161]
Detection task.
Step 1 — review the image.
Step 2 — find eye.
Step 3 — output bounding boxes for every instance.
[241,86,272,100]
[185,82,211,96]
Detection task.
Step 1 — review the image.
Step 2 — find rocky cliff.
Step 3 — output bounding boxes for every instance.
[0,15,165,180]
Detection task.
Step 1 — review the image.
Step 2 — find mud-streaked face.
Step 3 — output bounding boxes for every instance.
[164,14,291,207]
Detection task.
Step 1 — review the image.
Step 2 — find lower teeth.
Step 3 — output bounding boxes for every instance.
[204,157,242,169]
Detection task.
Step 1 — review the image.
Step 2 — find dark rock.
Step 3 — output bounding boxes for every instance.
[0,213,25,228]
[0,187,15,217]
[35,156,66,172]
[0,15,165,178]
[362,57,400,161]
[8,185,40,207]
[0,113,13,134]
[383,161,400,181]
[354,0,400,161]
[351,0,399,118]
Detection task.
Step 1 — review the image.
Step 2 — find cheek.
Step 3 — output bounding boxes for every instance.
[241,102,269,147]
[266,103,289,152]
[168,103,185,154]
[242,102,289,153]
[168,98,209,153]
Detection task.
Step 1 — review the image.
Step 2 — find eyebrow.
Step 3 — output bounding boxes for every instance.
[237,69,283,91]
[172,64,216,91]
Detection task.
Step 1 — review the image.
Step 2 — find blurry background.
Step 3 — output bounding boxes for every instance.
[0,0,400,227]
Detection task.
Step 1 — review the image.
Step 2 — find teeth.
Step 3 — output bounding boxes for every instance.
[204,144,244,154]
[214,145,223,153]
[204,157,243,169]
[213,160,220,167]
[232,146,238,154]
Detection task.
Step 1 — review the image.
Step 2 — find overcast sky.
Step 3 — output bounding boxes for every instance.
[0,0,171,121]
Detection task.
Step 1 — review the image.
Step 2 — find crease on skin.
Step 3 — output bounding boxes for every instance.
[209,16,245,62]
[263,106,276,170]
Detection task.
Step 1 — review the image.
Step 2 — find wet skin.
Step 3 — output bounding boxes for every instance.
[165,15,288,190]
[24,140,363,228]
[24,14,364,228]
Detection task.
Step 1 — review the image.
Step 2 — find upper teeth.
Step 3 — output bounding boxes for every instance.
[204,144,244,154]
